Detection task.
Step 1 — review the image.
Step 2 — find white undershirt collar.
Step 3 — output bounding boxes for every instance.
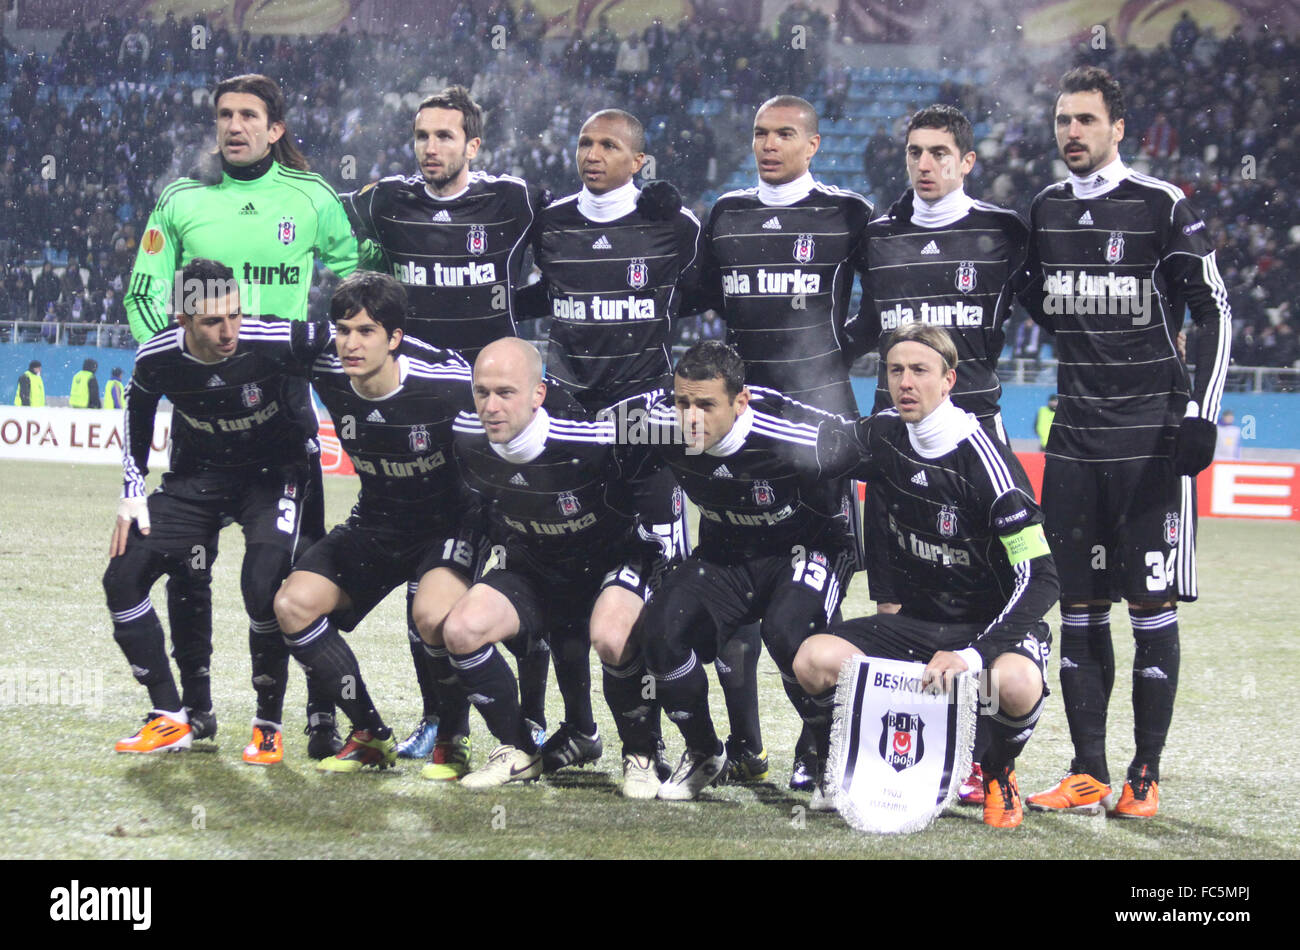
[1068,155,1130,199]
[577,180,638,222]
[911,187,975,229]
[757,171,815,207]
[491,407,550,463]
[905,398,978,458]
[425,180,471,202]
[706,405,754,457]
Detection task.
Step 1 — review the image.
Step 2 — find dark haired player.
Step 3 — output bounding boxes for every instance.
[637,341,859,800]
[793,322,1058,828]
[848,103,1030,803]
[340,85,552,759]
[105,259,341,758]
[273,272,478,773]
[1020,67,1230,818]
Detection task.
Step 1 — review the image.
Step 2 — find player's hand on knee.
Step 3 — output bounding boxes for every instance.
[921,650,968,695]
[111,496,150,558]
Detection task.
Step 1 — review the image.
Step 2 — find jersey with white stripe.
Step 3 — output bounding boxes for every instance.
[644,386,857,562]
[309,342,473,530]
[850,190,1029,420]
[849,408,1057,656]
[695,184,874,414]
[341,172,544,362]
[529,196,701,411]
[123,318,331,497]
[1021,172,1232,462]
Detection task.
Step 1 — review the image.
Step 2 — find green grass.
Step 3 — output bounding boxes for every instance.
[1,460,1296,859]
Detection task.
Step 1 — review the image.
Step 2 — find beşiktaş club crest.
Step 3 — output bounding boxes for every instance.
[627,257,648,290]
[671,485,683,517]
[752,479,775,507]
[240,382,263,408]
[409,425,431,453]
[277,216,296,245]
[954,260,977,294]
[1105,230,1125,264]
[557,491,581,516]
[793,233,815,264]
[880,710,925,772]
[937,504,958,538]
[1164,512,1179,547]
[467,224,487,256]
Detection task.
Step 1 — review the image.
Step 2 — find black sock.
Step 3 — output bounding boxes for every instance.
[551,635,596,735]
[652,650,720,754]
[808,687,836,762]
[424,643,471,738]
[110,596,181,713]
[1059,606,1114,783]
[304,674,336,727]
[408,630,441,721]
[603,654,657,754]
[715,623,762,750]
[1129,606,1180,783]
[517,641,550,730]
[794,723,816,760]
[167,577,212,713]
[451,644,532,750]
[282,617,383,733]
[249,617,288,725]
[971,709,991,766]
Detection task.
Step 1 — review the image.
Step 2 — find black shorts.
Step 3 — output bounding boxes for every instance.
[133,468,307,564]
[294,518,479,631]
[1042,456,1197,603]
[476,546,661,655]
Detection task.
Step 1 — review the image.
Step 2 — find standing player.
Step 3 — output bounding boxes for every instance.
[793,322,1058,828]
[340,86,551,758]
[848,104,1030,802]
[1020,67,1230,818]
[445,338,669,794]
[272,272,477,773]
[104,259,336,756]
[123,74,364,760]
[637,341,858,800]
[694,94,874,787]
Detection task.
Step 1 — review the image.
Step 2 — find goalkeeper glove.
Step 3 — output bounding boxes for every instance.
[636,179,682,221]
[1173,413,1217,477]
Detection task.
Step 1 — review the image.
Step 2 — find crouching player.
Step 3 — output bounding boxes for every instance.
[272,271,480,772]
[793,322,1059,827]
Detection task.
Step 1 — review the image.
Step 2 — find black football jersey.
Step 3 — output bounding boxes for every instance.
[643,386,856,562]
[309,344,473,531]
[849,408,1058,657]
[850,191,1029,420]
[1021,169,1232,462]
[529,194,701,411]
[695,183,874,414]
[342,171,544,361]
[124,319,331,497]
[452,385,654,580]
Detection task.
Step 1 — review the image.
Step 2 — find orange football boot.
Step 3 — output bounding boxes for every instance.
[983,769,1023,828]
[1026,771,1115,815]
[242,724,284,765]
[1115,766,1160,818]
[114,713,193,753]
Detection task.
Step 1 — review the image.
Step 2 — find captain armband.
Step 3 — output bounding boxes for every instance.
[999,523,1051,566]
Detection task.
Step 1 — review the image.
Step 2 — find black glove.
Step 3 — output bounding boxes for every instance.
[1173,416,1217,476]
[636,179,682,221]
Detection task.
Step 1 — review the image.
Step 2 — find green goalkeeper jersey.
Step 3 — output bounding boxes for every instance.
[125,160,364,342]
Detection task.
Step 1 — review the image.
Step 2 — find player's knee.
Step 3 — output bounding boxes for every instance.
[793,635,840,695]
[273,579,319,636]
[990,656,1043,720]
[411,597,451,645]
[590,621,634,666]
[442,603,491,655]
[102,551,151,610]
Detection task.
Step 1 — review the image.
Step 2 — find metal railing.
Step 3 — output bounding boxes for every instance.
[1,321,136,348]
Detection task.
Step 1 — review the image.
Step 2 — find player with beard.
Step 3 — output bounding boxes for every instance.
[341,86,551,765]
[1020,67,1230,818]
[693,94,874,789]
[847,104,1030,804]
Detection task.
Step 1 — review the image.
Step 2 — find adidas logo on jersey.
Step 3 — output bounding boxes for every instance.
[239,202,257,215]
[761,216,781,230]
[366,409,385,423]
[432,209,452,223]
[911,470,929,486]
[206,374,225,387]
[509,473,528,486]
[1078,210,1094,225]
[920,240,940,255]
[712,464,733,478]
[592,234,612,250]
